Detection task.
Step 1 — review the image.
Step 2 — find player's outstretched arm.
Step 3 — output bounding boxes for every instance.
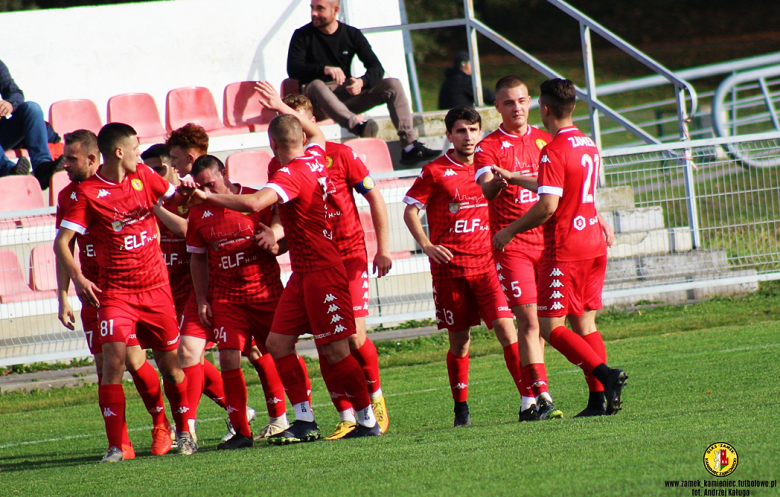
[255,81,326,148]
[54,228,101,307]
[493,194,559,251]
[201,187,279,214]
[403,204,453,264]
[364,188,392,277]
[476,169,507,200]
[55,238,76,330]
[491,166,539,192]
[190,252,212,328]
[153,204,187,237]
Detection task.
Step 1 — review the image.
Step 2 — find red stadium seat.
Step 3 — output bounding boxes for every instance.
[280,78,301,97]
[107,93,167,144]
[165,87,250,137]
[223,82,277,132]
[0,249,55,302]
[29,244,75,295]
[358,210,411,262]
[225,150,272,187]
[0,175,46,213]
[49,171,70,207]
[49,99,102,135]
[343,138,394,174]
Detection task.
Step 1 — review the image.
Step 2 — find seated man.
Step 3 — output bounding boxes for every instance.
[0,59,62,188]
[287,0,440,165]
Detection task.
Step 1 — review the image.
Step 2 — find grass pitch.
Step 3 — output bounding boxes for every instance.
[1,296,779,496]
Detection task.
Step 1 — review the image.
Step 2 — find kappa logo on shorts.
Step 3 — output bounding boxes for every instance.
[333,324,347,334]
[550,291,564,299]
[103,407,117,418]
[326,304,340,313]
[551,302,564,310]
[498,273,505,281]
[97,189,110,199]
[361,271,368,278]
[501,284,507,291]
[363,303,369,310]
[323,293,337,303]
[550,268,564,276]
[549,279,563,288]
[362,281,369,289]
[330,314,343,324]
[453,382,468,390]
[496,263,503,271]
[362,291,369,299]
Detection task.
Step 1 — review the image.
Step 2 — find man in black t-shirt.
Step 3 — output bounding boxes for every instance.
[287,0,440,165]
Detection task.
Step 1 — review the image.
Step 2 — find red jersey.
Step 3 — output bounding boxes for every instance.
[403,152,492,279]
[186,185,284,304]
[537,126,607,262]
[265,144,341,273]
[56,182,99,283]
[322,141,370,258]
[473,124,551,252]
[157,202,192,305]
[60,163,176,295]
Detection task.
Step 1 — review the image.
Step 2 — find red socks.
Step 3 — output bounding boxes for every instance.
[203,359,227,409]
[582,331,607,392]
[548,326,604,375]
[298,355,312,402]
[352,338,381,395]
[129,361,168,427]
[181,364,204,422]
[329,355,371,412]
[99,383,127,448]
[274,353,310,405]
[446,351,469,403]
[222,368,251,437]
[319,355,353,412]
[502,343,523,395]
[251,354,287,418]
[525,363,549,397]
[163,377,191,434]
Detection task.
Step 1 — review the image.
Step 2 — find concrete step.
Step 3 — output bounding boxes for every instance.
[609,226,693,259]
[596,185,635,212]
[602,206,665,233]
[605,249,729,285]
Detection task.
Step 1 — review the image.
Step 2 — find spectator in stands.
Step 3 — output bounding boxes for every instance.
[438,52,496,110]
[0,59,63,189]
[287,0,440,165]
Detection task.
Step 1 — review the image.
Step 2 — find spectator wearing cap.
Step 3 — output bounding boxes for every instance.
[438,52,496,110]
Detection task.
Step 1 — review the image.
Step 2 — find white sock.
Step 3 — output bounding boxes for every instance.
[356,405,377,428]
[521,396,536,411]
[369,387,383,401]
[269,415,289,428]
[188,418,197,434]
[293,401,314,422]
[537,392,553,403]
[403,143,415,153]
[338,409,357,423]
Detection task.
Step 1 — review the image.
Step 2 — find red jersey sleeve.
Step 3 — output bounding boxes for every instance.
[473,140,499,181]
[266,167,303,204]
[139,164,176,202]
[185,208,207,253]
[403,166,436,209]
[537,147,564,197]
[60,184,90,235]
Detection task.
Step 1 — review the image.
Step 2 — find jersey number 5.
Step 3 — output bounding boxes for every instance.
[581,153,601,204]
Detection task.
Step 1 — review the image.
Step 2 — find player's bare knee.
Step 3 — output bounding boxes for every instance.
[124,345,146,372]
[492,318,517,348]
[266,332,296,359]
[219,349,242,371]
[448,329,471,356]
[347,333,365,350]
[320,339,351,365]
[94,353,104,377]
[155,350,184,383]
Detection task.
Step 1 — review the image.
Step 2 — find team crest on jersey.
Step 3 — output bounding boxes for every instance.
[177,205,189,216]
[131,179,144,191]
[449,202,460,213]
[536,138,547,150]
[111,220,124,232]
[362,176,375,190]
[326,156,334,169]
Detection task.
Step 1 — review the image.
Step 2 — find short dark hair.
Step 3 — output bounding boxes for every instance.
[166,123,209,154]
[140,143,170,162]
[268,114,302,149]
[539,78,576,118]
[495,75,527,95]
[444,105,482,133]
[64,129,98,155]
[191,154,225,178]
[97,123,137,157]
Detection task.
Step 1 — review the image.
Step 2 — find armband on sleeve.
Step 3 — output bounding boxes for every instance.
[354,175,376,195]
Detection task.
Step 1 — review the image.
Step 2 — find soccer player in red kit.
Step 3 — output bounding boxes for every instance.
[186,154,289,450]
[283,94,391,439]
[403,106,517,426]
[55,130,174,458]
[193,82,380,442]
[493,78,627,417]
[54,123,197,461]
[473,75,562,421]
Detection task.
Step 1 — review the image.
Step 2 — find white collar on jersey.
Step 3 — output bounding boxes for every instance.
[497,124,532,139]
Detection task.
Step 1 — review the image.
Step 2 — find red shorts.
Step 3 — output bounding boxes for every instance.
[96,286,180,352]
[271,265,356,346]
[81,303,141,354]
[179,292,213,343]
[432,272,513,333]
[173,291,191,320]
[493,248,542,307]
[342,253,370,318]
[212,301,277,355]
[537,256,607,318]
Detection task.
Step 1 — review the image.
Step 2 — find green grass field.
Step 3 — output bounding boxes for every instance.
[1,288,779,496]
